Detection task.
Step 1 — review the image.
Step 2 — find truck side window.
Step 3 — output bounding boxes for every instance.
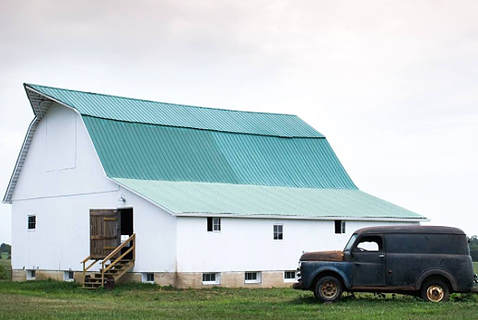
[354,236,383,252]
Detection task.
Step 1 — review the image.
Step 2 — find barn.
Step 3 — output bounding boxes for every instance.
[3,84,427,288]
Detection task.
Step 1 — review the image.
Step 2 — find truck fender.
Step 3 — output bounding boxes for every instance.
[415,269,458,291]
[308,266,352,290]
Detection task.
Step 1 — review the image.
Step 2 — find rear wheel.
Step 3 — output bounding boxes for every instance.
[314,276,343,303]
[421,279,450,302]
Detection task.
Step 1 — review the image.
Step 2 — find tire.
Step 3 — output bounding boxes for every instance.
[421,279,450,302]
[314,276,343,303]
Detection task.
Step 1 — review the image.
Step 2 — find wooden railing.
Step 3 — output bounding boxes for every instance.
[101,233,136,287]
[82,256,99,281]
[81,233,136,287]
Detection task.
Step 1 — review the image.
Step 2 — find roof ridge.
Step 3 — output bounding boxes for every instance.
[24,83,298,117]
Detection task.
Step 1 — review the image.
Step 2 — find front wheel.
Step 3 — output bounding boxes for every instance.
[314,276,343,303]
[421,279,450,302]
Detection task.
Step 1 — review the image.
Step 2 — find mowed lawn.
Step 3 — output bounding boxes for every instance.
[0,279,477,320]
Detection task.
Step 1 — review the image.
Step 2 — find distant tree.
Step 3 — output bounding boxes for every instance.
[0,243,11,255]
[469,236,478,261]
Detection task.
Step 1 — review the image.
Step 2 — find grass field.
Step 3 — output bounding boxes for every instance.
[474,262,478,274]
[0,281,477,320]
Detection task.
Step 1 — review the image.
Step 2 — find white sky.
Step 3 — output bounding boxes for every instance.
[0,0,477,245]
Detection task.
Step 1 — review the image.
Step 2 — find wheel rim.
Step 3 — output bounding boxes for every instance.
[426,285,445,302]
[320,280,338,299]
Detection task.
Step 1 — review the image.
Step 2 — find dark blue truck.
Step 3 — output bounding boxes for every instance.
[294,225,478,302]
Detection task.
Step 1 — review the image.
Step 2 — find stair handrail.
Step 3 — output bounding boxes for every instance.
[100,233,135,287]
[82,256,100,281]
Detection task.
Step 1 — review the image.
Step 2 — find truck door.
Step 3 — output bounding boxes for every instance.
[352,235,385,287]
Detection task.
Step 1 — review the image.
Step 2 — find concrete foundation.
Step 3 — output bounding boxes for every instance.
[11,269,296,288]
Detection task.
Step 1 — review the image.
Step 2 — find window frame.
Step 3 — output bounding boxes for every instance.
[334,220,345,234]
[244,271,261,284]
[273,224,283,241]
[28,215,36,231]
[142,273,155,284]
[353,235,384,253]
[283,270,296,282]
[64,271,74,282]
[202,272,220,285]
[207,217,221,232]
[26,270,36,281]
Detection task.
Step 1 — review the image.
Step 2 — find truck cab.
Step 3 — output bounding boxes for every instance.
[294,226,477,302]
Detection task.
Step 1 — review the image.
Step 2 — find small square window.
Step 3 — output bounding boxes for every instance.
[142,273,155,284]
[27,270,36,280]
[245,272,261,284]
[28,215,36,230]
[207,217,221,232]
[273,224,283,240]
[202,272,220,285]
[335,220,345,234]
[64,271,74,282]
[284,271,296,282]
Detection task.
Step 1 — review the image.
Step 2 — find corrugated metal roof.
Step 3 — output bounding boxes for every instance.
[3,84,426,222]
[113,178,425,220]
[83,116,356,189]
[25,83,323,138]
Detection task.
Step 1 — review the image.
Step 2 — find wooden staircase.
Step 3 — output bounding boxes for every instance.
[81,234,135,289]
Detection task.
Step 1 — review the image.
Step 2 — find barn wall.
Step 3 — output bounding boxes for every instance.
[176,217,418,273]
[10,103,176,274]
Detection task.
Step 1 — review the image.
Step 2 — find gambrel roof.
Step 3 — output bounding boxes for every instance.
[3,83,426,221]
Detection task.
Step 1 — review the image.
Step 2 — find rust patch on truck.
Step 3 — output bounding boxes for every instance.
[300,250,344,262]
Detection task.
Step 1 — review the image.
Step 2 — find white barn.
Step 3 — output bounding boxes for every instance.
[3,84,426,288]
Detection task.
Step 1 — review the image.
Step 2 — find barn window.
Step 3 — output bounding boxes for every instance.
[284,271,296,282]
[27,270,36,280]
[273,224,283,240]
[202,272,220,285]
[335,220,345,234]
[207,217,221,232]
[142,273,155,284]
[28,215,36,230]
[64,271,74,282]
[245,272,261,284]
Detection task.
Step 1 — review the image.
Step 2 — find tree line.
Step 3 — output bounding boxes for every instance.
[0,243,11,259]
[469,236,478,261]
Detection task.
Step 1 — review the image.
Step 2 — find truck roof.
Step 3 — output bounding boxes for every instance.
[356,225,465,235]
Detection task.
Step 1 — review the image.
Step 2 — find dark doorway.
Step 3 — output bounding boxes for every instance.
[119,208,134,260]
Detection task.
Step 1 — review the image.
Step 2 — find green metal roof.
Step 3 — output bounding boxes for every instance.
[113,178,425,220]
[26,83,323,138]
[83,116,356,189]
[3,83,425,220]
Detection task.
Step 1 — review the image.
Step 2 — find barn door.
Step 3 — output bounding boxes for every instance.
[90,209,121,259]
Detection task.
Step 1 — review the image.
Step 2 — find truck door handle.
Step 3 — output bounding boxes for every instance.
[378,254,385,258]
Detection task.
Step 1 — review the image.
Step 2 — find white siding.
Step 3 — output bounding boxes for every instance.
[176,216,418,273]
[10,103,177,272]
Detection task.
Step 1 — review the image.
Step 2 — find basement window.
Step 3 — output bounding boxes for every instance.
[202,272,220,285]
[245,272,261,284]
[27,270,36,281]
[273,224,283,240]
[64,271,74,282]
[28,215,36,230]
[335,220,345,234]
[284,271,296,282]
[142,273,155,284]
[207,217,221,232]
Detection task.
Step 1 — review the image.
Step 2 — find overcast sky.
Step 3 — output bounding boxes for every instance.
[1,0,477,245]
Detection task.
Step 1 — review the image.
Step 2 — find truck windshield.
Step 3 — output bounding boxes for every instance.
[344,234,358,252]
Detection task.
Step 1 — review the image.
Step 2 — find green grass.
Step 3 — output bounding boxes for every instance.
[0,281,477,320]
[474,262,478,274]
[0,254,11,281]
